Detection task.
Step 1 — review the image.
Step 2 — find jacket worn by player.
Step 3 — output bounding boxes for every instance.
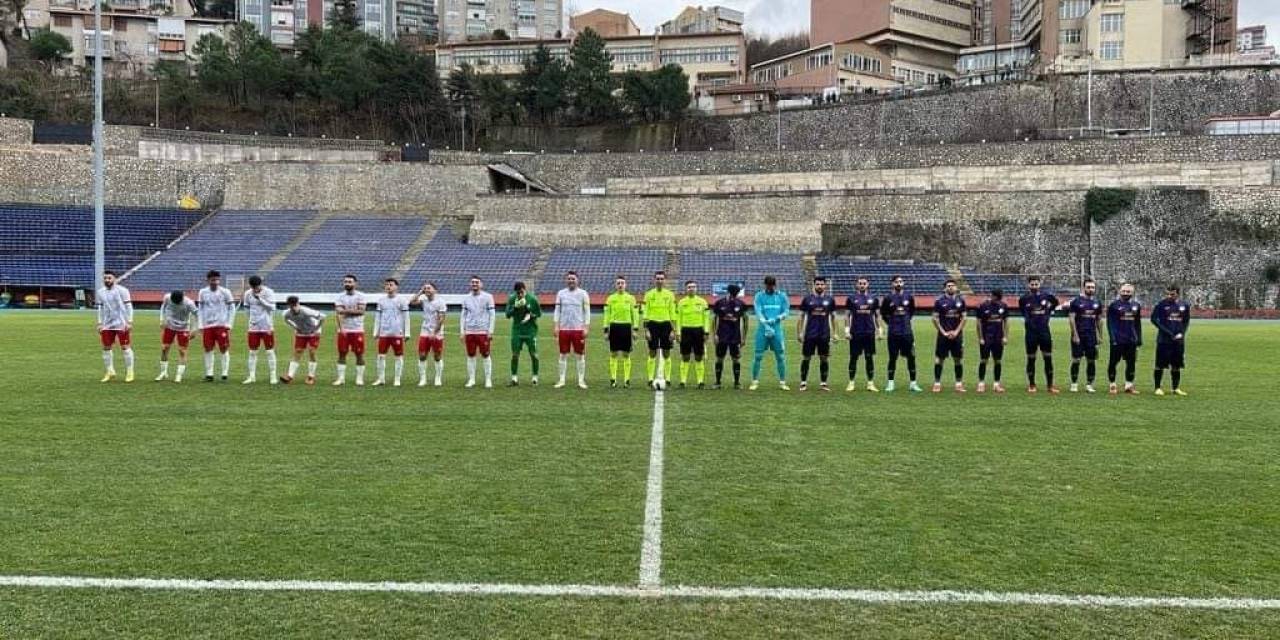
[505,292,542,337]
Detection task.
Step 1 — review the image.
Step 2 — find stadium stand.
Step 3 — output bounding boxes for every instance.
[123,210,313,291]
[0,203,205,287]
[817,257,950,295]
[680,252,806,295]
[267,216,428,291]
[540,248,667,293]
[400,227,538,293]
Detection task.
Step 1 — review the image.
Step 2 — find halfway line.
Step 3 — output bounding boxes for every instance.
[2,576,1278,610]
[639,388,666,589]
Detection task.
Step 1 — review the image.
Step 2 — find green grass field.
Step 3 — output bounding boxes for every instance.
[2,310,1280,638]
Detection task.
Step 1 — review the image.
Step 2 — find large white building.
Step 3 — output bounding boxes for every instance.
[438,0,562,44]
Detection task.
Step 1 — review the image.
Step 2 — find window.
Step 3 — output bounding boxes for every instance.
[806,51,832,70]
[1058,0,1087,20]
[659,45,738,65]
[842,53,882,74]
[1059,28,1080,44]
[1100,41,1123,60]
[114,18,128,32]
[53,14,72,27]
[1100,13,1123,34]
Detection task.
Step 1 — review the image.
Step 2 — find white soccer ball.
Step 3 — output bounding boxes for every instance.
[653,379,666,392]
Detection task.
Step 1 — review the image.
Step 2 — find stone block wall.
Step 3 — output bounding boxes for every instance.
[0,147,227,207]
[221,163,490,214]
[0,117,33,145]
[138,140,383,163]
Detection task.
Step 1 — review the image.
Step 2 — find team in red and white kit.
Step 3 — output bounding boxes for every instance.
[373,278,411,387]
[197,270,237,382]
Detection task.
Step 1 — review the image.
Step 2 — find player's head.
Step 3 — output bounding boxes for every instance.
[384,277,399,295]
[169,290,184,305]
[514,281,526,295]
[944,278,958,296]
[726,283,741,298]
[423,282,438,297]
[813,276,827,295]
[990,288,1003,301]
[1082,278,1096,297]
[891,275,904,292]
[856,277,869,293]
[1119,283,1135,300]
[565,270,579,289]
[684,280,697,295]
[469,275,482,292]
[342,274,357,292]
[763,275,777,293]
[206,270,221,289]
[102,269,117,287]
[248,275,263,291]
[614,275,627,292]
[1165,284,1180,300]
[1027,275,1042,292]
[286,295,300,309]
[653,270,667,288]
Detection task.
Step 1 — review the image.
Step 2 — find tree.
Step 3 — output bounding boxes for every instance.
[621,65,689,122]
[29,28,71,65]
[517,43,567,124]
[491,28,510,40]
[565,27,615,123]
[477,74,520,126]
[745,31,810,66]
[367,39,450,142]
[327,0,360,32]
[193,23,282,106]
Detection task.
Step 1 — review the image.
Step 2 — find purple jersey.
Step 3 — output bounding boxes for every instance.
[1068,296,1103,343]
[976,300,1008,341]
[800,293,837,340]
[712,297,746,343]
[933,295,967,333]
[1151,299,1190,345]
[880,292,915,337]
[1019,291,1059,334]
[845,293,879,336]
[1107,299,1143,346]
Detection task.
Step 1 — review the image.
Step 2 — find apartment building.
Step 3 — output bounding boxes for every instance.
[659,5,744,35]
[435,31,745,95]
[748,40,897,98]
[395,0,439,41]
[47,0,232,76]
[1237,24,1273,59]
[1049,0,1236,72]
[569,9,639,38]
[957,0,1042,83]
[811,0,973,83]
[438,0,562,43]
[238,0,323,49]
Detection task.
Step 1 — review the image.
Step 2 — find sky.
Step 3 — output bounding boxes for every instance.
[574,0,1279,42]
[569,0,809,36]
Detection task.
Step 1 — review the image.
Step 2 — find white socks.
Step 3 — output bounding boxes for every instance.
[307,361,317,377]
[435,359,443,384]
[376,355,387,381]
[355,365,365,385]
[288,361,299,378]
[175,364,185,381]
[267,351,276,378]
[483,357,492,384]
[204,352,215,376]
[418,359,427,383]
[336,363,347,382]
[247,351,258,378]
[220,352,230,377]
[466,357,477,383]
[576,356,586,384]
[394,357,404,384]
[102,351,114,373]
[158,361,169,376]
[558,355,568,383]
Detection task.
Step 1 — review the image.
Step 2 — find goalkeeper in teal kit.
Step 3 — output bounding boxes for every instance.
[750,276,791,391]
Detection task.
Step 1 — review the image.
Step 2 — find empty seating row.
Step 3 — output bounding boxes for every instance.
[400,228,538,293]
[267,217,429,291]
[680,252,806,295]
[540,249,667,293]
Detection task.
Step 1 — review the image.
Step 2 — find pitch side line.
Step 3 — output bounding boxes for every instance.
[2,576,1278,610]
[638,389,666,589]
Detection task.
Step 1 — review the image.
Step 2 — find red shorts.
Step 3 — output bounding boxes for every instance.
[464,333,492,358]
[100,329,132,349]
[377,336,405,356]
[294,335,320,350]
[247,331,275,350]
[418,336,444,358]
[558,329,587,355]
[337,331,366,357]
[161,328,190,348]
[202,326,230,352]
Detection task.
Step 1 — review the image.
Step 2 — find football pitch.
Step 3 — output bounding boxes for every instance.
[2,310,1280,638]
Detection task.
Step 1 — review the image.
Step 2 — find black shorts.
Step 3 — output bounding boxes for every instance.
[680,328,706,358]
[1071,338,1099,360]
[1025,330,1053,355]
[1109,343,1138,363]
[935,335,964,360]
[802,337,831,358]
[849,334,876,358]
[1156,342,1186,368]
[887,334,915,359]
[715,341,742,359]
[646,321,674,351]
[607,324,634,353]
[979,341,1004,360]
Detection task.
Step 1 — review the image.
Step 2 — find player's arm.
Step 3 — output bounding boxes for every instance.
[1068,305,1080,343]
[487,299,496,335]
[434,306,445,337]
[631,298,640,329]
[401,303,411,338]
[956,303,968,335]
[740,307,749,337]
[122,288,134,328]
[703,302,711,334]
[530,295,542,320]
[795,305,806,343]
[459,305,468,337]
[581,295,590,337]
[1135,305,1144,346]
[874,299,884,338]
[1181,306,1190,339]
[504,295,517,318]
[931,305,943,334]
[553,295,562,334]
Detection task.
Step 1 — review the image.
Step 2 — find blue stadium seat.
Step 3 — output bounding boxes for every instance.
[540,248,667,294]
[400,228,537,294]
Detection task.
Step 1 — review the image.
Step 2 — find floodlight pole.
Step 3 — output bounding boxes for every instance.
[92,0,105,284]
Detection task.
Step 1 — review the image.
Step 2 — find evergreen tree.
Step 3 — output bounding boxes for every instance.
[516,44,567,124]
[566,27,616,123]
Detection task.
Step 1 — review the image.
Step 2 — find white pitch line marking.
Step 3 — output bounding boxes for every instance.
[2,576,1279,610]
[638,387,666,589]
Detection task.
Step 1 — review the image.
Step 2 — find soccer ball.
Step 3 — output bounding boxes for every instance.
[653,379,667,392]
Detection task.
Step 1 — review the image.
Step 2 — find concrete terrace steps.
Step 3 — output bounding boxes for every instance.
[801,255,818,288]
[526,246,553,293]
[665,250,680,282]
[257,210,337,278]
[389,219,446,284]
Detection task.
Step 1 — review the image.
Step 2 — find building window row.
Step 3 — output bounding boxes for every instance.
[841,53,882,74]
[890,6,971,32]
[1099,41,1123,60]
[806,51,832,70]
[1058,0,1087,20]
[1059,28,1080,44]
[893,65,939,85]
[659,45,737,65]
[1100,13,1123,33]
[927,0,972,9]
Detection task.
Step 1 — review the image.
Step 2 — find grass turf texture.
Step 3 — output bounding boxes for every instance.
[2,310,1279,637]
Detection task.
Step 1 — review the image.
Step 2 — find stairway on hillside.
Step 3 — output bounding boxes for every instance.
[665,250,681,281]
[525,246,553,292]
[389,219,444,283]
[258,210,336,278]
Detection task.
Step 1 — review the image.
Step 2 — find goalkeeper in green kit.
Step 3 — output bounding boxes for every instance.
[505,281,542,386]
